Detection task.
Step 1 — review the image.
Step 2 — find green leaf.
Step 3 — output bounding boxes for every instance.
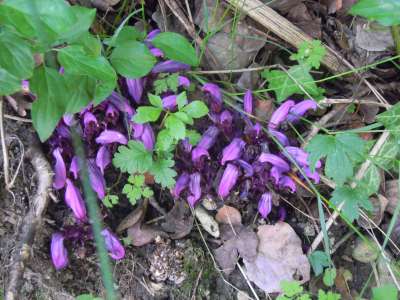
[113,140,153,174]
[331,186,373,222]
[150,157,177,188]
[165,115,186,140]
[59,6,96,42]
[280,281,303,297]
[123,184,142,205]
[63,74,93,113]
[133,106,162,123]
[71,32,102,57]
[142,187,154,198]
[350,0,400,26]
[174,111,193,125]
[290,40,326,69]
[305,133,367,186]
[103,26,144,46]
[186,130,201,146]
[156,129,174,152]
[0,68,21,95]
[0,28,34,79]
[76,294,102,300]
[309,251,330,276]
[110,41,156,78]
[262,65,324,102]
[182,100,209,118]
[372,283,398,300]
[132,175,145,187]
[176,91,187,110]
[103,194,119,208]
[374,136,399,171]
[357,164,381,196]
[152,32,199,66]
[148,94,163,108]
[377,102,400,136]
[31,66,67,141]
[153,73,180,95]
[318,290,341,300]
[322,268,336,287]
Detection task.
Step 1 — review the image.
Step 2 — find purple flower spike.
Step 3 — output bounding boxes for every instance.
[88,160,106,199]
[268,100,295,130]
[181,138,193,153]
[171,172,190,198]
[65,179,87,221]
[83,111,98,128]
[279,176,296,193]
[63,114,75,126]
[253,122,262,137]
[152,60,190,73]
[217,163,239,198]
[101,228,125,260]
[131,122,144,139]
[269,129,289,146]
[95,130,128,145]
[106,104,119,120]
[279,206,287,221]
[146,29,161,41]
[237,159,254,177]
[197,126,219,150]
[140,124,155,151]
[221,138,246,165]
[191,147,209,163]
[219,110,233,127]
[270,166,284,185]
[203,83,223,112]
[150,48,164,57]
[69,156,80,180]
[188,172,201,207]
[53,147,66,190]
[178,76,190,88]
[126,78,144,104]
[258,153,290,172]
[303,167,320,184]
[51,233,68,270]
[285,146,309,167]
[108,92,135,117]
[96,145,111,174]
[287,100,317,123]
[244,90,253,114]
[258,192,272,218]
[162,95,178,110]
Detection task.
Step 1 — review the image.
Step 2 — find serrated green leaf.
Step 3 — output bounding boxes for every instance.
[132,175,145,186]
[148,94,163,108]
[309,251,330,276]
[142,187,154,198]
[280,281,303,297]
[182,100,209,118]
[0,28,34,79]
[262,64,324,102]
[110,41,156,78]
[156,129,174,152]
[133,106,162,123]
[174,111,193,125]
[0,68,21,95]
[103,194,119,208]
[165,115,186,140]
[113,140,153,174]
[150,157,176,188]
[318,290,341,300]
[152,32,198,66]
[31,66,67,141]
[372,283,398,300]
[103,26,145,46]
[290,40,326,69]
[323,268,336,287]
[331,186,373,222]
[124,184,142,205]
[350,0,400,26]
[166,73,179,92]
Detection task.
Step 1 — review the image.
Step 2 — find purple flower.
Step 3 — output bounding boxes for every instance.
[217,163,239,198]
[203,83,223,112]
[253,122,262,137]
[279,206,287,221]
[162,95,178,110]
[106,104,119,120]
[140,124,155,151]
[96,145,111,174]
[152,60,190,73]
[268,100,295,130]
[150,48,164,57]
[146,29,161,41]
[237,159,254,177]
[191,147,209,163]
[219,110,233,127]
[126,78,145,104]
[171,172,190,198]
[285,146,321,169]
[181,138,193,153]
[51,233,68,270]
[269,129,289,146]
[65,179,87,221]
[88,160,106,199]
[197,126,219,150]
[95,130,128,145]
[287,100,317,123]
[244,90,253,114]
[21,80,29,94]
[63,114,75,126]
[108,92,135,117]
[187,172,201,207]
[53,147,66,190]
[131,122,144,139]
[221,138,245,165]
[270,166,284,185]
[258,153,290,172]
[69,156,79,180]
[258,192,272,218]
[101,228,125,260]
[83,111,98,129]
[178,76,190,88]
[279,176,296,193]
[303,166,320,184]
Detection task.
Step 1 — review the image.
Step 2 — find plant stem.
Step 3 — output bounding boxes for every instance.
[391,25,400,59]
[71,129,118,300]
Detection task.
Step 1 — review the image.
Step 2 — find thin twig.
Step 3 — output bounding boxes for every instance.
[190,268,203,300]
[190,64,277,74]
[4,114,32,123]
[320,98,391,109]
[0,97,10,188]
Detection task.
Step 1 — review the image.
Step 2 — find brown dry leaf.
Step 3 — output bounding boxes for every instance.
[384,180,398,215]
[255,99,274,120]
[116,198,148,233]
[161,200,194,239]
[215,205,242,225]
[324,0,357,14]
[287,3,321,39]
[267,0,301,14]
[355,22,394,52]
[244,222,310,293]
[214,225,258,275]
[127,222,165,247]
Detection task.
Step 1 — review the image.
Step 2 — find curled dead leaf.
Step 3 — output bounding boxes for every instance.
[116,198,148,233]
[215,205,242,225]
[127,222,166,247]
[161,200,194,239]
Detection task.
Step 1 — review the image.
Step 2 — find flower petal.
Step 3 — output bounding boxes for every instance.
[258,153,290,171]
[244,90,253,114]
[53,147,67,190]
[197,126,219,150]
[106,104,119,120]
[65,179,87,221]
[69,156,79,180]
[203,83,222,112]
[126,78,145,104]
[303,166,320,184]
[258,192,272,218]
[269,129,289,146]
[150,47,164,57]
[237,159,254,177]
[221,138,245,165]
[95,130,128,145]
[191,147,209,163]
[96,145,111,174]
[287,100,317,123]
[171,172,189,198]
[152,60,190,73]
[279,176,296,193]
[83,111,98,129]
[107,91,135,117]
[88,160,106,199]
[178,76,190,88]
[187,172,201,207]
[217,163,239,198]
[268,100,295,129]
[51,233,68,270]
[219,110,233,127]
[270,166,283,185]
[162,95,177,110]
[140,124,155,151]
[101,228,125,260]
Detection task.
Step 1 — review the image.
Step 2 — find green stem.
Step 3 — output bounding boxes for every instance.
[71,129,118,300]
[391,25,400,59]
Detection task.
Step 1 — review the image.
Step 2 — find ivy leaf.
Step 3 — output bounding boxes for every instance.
[377,102,400,136]
[110,41,156,78]
[113,140,153,174]
[152,32,199,66]
[103,26,145,46]
[150,157,177,188]
[31,66,67,141]
[309,251,330,276]
[350,0,400,26]
[156,129,174,152]
[0,68,21,96]
[331,186,373,222]
[148,94,163,108]
[165,115,186,140]
[0,28,34,79]
[290,40,326,69]
[372,284,398,300]
[133,106,162,123]
[305,133,366,186]
[182,101,209,118]
[262,65,324,102]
